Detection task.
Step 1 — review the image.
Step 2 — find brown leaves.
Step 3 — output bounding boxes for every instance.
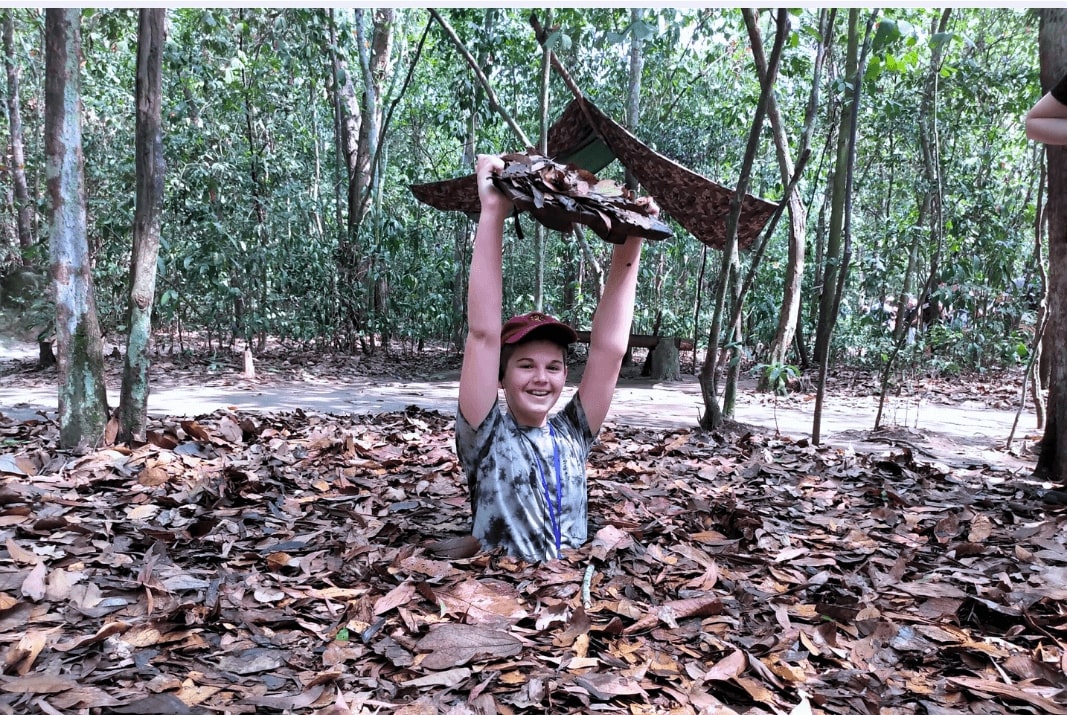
[0,399,1063,714]
[415,623,522,669]
[492,151,674,243]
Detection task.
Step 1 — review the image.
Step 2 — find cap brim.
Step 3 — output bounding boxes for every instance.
[505,322,578,346]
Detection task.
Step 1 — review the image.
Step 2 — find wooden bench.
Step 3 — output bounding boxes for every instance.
[572,331,693,380]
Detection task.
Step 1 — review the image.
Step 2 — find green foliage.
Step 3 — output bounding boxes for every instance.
[756,361,800,396]
[0,7,1043,371]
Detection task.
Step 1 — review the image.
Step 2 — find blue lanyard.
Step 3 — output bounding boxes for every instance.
[529,425,563,559]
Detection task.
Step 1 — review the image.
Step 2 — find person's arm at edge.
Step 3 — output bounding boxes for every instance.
[578,230,647,435]
[458,154,511,430]
[1026,73,1067,146]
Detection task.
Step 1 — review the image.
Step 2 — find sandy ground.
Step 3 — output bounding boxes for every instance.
[0,334,1037,471]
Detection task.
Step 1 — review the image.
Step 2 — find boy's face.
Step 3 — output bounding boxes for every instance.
[500,339,567,427]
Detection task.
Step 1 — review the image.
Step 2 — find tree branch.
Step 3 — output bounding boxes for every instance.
[429,9,533,149]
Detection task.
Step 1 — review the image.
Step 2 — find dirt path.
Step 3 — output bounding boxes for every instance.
[0,336,1037,472]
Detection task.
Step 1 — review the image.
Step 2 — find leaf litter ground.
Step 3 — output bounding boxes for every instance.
[0,345,1064,714]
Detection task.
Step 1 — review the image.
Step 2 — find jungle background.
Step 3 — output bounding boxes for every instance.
[0,8,1048,395]
[1,7,1066,715]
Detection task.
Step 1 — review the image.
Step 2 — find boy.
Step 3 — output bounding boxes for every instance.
[454,153,657,561]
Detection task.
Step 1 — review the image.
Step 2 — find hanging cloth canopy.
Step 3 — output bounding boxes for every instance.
[409,97,779,250]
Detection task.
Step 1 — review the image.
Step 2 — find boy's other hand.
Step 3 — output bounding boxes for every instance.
[476,154,511,216]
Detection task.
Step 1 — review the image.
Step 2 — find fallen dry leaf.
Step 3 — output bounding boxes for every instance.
[415,623,522,670]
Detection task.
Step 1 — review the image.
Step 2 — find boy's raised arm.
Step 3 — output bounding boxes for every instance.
[458,154,511,429]
[578,222,649,434]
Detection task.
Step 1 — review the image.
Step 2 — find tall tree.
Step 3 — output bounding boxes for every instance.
[624,7,644,192]
[698,9,786,430]
[532,8,553,312]
[331,8,395,350]
[890,13,950,344]
[3,9,33,262]
[45,8,109,451]
[452,10,497,350]
[116,9,165,443]
[627,7,659,337]
[875,11,952,428]
[1035,8,1067,484]
[811,9,874,444]
[757,10,832,388]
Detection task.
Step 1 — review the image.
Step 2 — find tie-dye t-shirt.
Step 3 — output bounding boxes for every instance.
[455,394,595,562]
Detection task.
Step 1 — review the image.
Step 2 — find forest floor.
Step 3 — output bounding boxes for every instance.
[0,334,1039,469]
[0,335,1065,714]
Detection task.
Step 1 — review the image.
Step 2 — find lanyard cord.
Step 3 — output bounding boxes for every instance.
[525,424,563,559]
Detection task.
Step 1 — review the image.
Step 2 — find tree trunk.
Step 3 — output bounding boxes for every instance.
[875,11,951,429]
[451,10,496,350]
[117,9,165,443]
[752,9,831,389]
[353,8,393,227]
[326,10,347,238]
[331,9,393,351]
[722,251,743,415]
[623,7,644,328]
[533,9,553,312]
[357,8,394,347]
[574,224,605,300]
[812,9,869,444]
[698,9,786,430]
[624,8,644,192]
[1035,9,1067,483]
[891,208,922,341]
[45,8,109,452]
[329,9,365,346]
[3,10,33,261]
[812,13,854,372]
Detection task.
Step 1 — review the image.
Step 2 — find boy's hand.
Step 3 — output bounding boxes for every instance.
[476,154,511,216]
[635,195,660,219]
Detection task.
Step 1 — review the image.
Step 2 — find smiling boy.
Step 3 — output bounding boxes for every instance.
[454,153,655,561]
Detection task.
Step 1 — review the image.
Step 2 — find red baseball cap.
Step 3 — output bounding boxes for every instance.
[501,311,578,346]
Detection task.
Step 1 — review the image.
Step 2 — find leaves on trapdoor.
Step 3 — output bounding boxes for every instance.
[492,151,674,243]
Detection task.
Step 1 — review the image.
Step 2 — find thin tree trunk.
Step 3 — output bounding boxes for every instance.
[623,7,644,334]
[691,244,708,374]
[326,10,347,238]
[430,9,533,149]
[330,9,394,351]
[698,9,787,430]
[573,224,605,299]
[364,9,394,350]
[45,8,109,452]
[747,9,829,389]
[239,12,267,350]
[891,206,923,341]
[3,10,33,260]
[452,9,496,349]
[812,9,875,444]
[875,10,951,429]
[533,8,552,312]
[328,9,364,347]
[624,8,643,192]
[117,9,166,444]
[722,251,743,414]
[527,13,606,305]
[812,12,855,372]
[353,8,393,227]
